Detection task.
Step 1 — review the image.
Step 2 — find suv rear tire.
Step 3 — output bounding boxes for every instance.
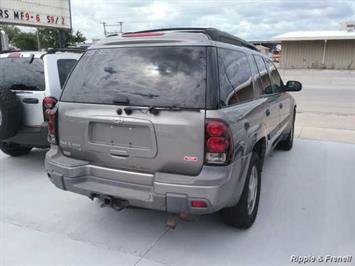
[277,112,295,151]
[221,152,261,229]
[0,142,32,157]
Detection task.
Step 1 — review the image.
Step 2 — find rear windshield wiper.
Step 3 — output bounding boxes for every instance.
[10,84,40,91]
[112,95,130,105]
[130,92,159,98]
[123,105,199,115]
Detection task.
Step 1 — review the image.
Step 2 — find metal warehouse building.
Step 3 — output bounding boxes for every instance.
[273,23,355,69]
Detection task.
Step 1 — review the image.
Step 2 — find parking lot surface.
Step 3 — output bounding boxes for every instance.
[1,139,354,266]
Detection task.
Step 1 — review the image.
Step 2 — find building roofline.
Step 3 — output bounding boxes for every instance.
[272,30,355,41]
[250,40,281,44]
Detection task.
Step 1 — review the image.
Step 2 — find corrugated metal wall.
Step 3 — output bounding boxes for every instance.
[280,40,355,69]
[325,40,355,69]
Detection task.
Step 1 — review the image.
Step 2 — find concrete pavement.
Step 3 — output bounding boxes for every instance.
[1,139,354,265]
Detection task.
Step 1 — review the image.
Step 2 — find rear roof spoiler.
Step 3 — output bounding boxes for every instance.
[46,48,86,54]
[123,27,258,51]
[40,47,86,59]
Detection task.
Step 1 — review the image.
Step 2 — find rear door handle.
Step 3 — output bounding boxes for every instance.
[266,109,271,116]
[279,103,283,109]
[110,149,129,158]
[22,98,39,104]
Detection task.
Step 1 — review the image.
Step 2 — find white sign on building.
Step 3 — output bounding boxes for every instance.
[341,21,355,32]
[0,0,71,30]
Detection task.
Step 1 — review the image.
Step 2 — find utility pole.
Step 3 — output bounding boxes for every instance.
[36,28,41,51]
[117,21,124,33]
[100,22,107,37]
[58,30,66,48]
[100,21,124,36]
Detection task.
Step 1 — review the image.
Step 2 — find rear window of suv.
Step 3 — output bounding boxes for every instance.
[57,59,77,88]
[0,58,45,91]
[61,47,207,108]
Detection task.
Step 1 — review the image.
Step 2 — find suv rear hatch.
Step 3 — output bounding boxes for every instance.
[0,55,45,127]
[59,46,207,176]
[0,53,79,127]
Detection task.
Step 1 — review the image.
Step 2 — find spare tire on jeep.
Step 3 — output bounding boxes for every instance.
[0,88,22,140]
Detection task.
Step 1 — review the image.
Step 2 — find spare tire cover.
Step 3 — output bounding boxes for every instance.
[0,88,22,140]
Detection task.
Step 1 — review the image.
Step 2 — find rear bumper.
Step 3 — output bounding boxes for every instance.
[7,123,49,148]
[45,146,250,214]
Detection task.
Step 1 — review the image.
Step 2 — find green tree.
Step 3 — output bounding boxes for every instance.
[12,31,37,50]
[1,26,86,50]
[0,25,20,43]
[39,28,86,48]
[67,30,86,46]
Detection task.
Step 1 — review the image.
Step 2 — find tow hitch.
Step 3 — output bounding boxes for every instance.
[91,194,129,211]
[89,194,198,229]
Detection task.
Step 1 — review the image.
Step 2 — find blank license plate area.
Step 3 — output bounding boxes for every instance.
[89,122,153,149]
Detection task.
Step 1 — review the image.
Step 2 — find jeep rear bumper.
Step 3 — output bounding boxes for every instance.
[45,146,250,214]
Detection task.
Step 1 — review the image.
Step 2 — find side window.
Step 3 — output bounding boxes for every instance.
[253,55,273,95]
[248,54,263,96]
[218,51,234,106]
[57,59,77,88]
[218,48,254,106]
[265,59,283,93]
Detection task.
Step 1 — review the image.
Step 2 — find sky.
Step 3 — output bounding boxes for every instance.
[70,0,355,42]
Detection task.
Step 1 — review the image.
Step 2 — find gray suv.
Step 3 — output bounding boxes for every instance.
[45,28,302,229]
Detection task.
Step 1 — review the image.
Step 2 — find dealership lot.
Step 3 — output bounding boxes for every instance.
[2,0,355,264]
[1,69,355,265]
[1,139,354,266]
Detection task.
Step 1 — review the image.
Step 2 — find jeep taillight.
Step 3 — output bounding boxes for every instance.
[46,108,58,145]
[205,119,234,165]
[43,97,57,121]
[8,52,21,58]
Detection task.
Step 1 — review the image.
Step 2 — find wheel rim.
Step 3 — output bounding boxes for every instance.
[247,166,258,215]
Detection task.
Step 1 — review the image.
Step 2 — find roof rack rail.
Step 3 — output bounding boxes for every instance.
[107,33,119,37]
[124,27,258,51]
[0,49,21,54]
[46,47,86,54]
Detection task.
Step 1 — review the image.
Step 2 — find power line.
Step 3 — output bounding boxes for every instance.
[100,21,124,36]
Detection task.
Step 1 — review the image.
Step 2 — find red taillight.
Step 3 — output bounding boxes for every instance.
[122,32,164,38]
[205,119,234,165]
[191,200,208,208]
[207,137,229,153]
[206,122,228,137]
[43,97,57,109]
[43,97,57,121]
[46,108,58,145]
